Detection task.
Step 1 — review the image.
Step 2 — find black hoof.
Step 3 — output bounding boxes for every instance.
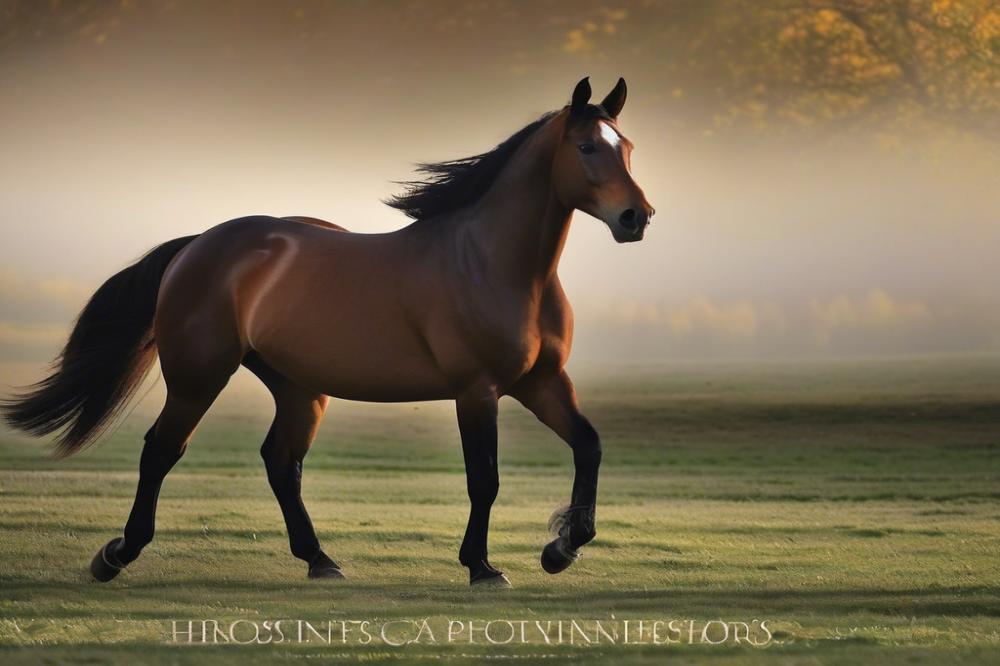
[541,537,579,574]
[308,551,345,580]
[469,560,511,588]
[90,538,126,582]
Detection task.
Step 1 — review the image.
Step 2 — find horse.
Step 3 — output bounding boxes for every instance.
[2,77,653,587]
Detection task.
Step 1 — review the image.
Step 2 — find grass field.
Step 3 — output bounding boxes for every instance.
[1,356,998,664]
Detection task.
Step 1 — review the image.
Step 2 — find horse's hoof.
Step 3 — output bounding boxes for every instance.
[471,571,511,588]
[90,538,126,582]
[541,537,579,575]
[307,552,345,580]
[467,559,510,588]
[308,565,346,580]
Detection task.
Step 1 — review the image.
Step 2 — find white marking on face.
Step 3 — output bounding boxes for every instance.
[598,121,621,149]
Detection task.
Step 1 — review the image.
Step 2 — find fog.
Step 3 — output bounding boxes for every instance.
[1,0,998,371]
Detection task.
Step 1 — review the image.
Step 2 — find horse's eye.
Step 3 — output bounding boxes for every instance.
[578,143,596,155]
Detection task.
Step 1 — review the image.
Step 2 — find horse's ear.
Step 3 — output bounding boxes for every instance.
[600,77,627,118]
[570,77,591,116]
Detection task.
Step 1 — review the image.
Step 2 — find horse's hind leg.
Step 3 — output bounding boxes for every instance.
[90,388,225,582]
[244,355,341,580]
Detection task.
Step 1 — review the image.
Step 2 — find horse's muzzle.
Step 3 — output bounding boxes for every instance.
[613,205,653,242]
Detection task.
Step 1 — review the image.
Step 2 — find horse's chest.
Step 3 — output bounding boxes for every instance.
[476,311,542,375]
[433,282,570,390]
[476,303,569,385]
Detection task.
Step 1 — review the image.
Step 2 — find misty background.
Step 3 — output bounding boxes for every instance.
[1,0,998,387]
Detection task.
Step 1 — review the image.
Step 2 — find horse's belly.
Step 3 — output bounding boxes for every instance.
[254,304,453,402]
[261,347,454,402]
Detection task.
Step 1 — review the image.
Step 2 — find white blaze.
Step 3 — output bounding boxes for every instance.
[598,121,621,149]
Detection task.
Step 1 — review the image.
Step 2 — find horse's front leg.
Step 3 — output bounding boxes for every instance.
[455,387,510,587]
[509,367,601,574]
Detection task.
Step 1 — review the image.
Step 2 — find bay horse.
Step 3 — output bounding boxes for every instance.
[2,77,653,587]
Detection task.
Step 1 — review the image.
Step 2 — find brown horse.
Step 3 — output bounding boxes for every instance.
[2,77,653,587]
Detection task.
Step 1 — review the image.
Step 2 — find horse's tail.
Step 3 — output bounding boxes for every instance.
[1,235,199,457]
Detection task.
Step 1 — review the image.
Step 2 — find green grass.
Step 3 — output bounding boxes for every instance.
[1,356,998,664]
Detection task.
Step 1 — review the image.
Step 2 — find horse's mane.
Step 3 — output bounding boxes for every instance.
[385,110,561,221]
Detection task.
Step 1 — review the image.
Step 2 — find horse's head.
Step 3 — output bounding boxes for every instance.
[553,77,654,243]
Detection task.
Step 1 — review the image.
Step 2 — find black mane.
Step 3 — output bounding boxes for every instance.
[385,111,560,221]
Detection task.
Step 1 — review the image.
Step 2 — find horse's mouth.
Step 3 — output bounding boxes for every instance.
[611,225,646,243]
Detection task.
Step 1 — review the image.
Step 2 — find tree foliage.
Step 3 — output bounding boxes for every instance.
[570,0,1000,138]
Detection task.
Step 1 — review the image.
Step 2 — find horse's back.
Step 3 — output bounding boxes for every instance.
[281,215,349,232]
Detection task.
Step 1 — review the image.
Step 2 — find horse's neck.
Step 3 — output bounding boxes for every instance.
[465,118,572,288]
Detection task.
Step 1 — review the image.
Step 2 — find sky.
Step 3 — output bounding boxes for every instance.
[1,0,998,379]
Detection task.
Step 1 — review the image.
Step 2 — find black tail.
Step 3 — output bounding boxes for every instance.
[1,235,199,457]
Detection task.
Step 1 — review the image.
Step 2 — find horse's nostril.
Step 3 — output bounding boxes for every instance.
[619,209,637,230]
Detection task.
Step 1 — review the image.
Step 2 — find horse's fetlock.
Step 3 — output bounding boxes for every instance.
[568,505,597,549]
[569,525,596,550]
[291,541,321,562]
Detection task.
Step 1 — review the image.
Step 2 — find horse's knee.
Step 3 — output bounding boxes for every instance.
[469,472,499,506]
[570,421,602,470]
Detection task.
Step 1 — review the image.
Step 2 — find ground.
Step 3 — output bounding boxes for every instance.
[1,356,998,664]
